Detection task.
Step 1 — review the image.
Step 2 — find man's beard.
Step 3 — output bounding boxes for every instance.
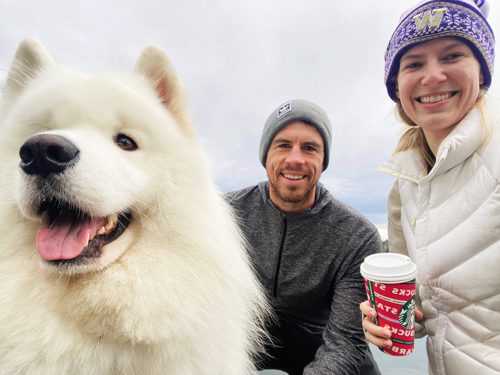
[270,182,314,204]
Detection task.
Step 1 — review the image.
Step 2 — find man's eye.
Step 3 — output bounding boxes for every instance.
[277,143,291,149]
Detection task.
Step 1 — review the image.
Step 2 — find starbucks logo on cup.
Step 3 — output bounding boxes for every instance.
[398,297,416,329]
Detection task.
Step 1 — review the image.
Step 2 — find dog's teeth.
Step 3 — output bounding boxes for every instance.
[105,215,118,231]
[96,215,118,236]
[85,232,90,247]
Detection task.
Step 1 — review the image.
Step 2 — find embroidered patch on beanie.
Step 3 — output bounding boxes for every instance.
[277,102,292,118]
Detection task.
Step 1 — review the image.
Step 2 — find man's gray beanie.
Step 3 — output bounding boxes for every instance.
[259,99,332,170]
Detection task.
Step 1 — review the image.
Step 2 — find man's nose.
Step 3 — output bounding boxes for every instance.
[285,145,305,165]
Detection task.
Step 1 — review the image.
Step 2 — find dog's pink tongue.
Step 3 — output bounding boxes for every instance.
[36,217,106,261]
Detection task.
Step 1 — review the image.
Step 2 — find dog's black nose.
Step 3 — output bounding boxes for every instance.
[19,134,80,177]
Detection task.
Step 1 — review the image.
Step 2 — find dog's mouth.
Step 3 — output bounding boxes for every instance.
[36,198,131,265]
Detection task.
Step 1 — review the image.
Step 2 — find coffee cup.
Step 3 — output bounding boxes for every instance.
[360,253,418,356]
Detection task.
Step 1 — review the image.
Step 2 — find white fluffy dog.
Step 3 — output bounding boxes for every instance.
[0,39,268,375]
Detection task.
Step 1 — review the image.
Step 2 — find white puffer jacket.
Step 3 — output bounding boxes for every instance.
[379,97,500,375]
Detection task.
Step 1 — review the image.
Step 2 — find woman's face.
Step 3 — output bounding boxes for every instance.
[396,37,483,144]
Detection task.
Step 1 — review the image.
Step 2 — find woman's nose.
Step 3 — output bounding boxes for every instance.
[421,60,446,86]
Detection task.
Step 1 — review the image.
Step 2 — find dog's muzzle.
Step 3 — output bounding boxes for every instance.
[18,133,132,266]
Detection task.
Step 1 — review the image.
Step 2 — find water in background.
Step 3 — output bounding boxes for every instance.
[371,339,428,374]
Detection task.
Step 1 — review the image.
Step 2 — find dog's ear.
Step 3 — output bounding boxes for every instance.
[4,38,53,101]
[135,47,193,138]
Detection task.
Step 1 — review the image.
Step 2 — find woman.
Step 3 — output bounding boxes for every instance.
[360,0,499,374]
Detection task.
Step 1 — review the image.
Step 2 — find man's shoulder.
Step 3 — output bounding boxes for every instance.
[318,189,378,234]
[224,183,263,206]
[331,197,371,222]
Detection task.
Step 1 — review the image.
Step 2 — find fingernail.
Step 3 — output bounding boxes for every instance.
[385,340,392,347]
[383,330,391,337]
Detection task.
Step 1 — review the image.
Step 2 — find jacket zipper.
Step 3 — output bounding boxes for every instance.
[273,217,287,297]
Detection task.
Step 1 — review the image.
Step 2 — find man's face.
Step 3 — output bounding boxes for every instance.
[265,121,324,213]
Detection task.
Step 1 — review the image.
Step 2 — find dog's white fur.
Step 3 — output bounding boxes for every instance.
[0,39,268,374]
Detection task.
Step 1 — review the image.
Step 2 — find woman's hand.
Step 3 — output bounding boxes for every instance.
[360,300,392,349]
[359,300,424,349]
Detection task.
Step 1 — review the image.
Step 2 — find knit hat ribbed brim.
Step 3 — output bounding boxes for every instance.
[259,99,332,170]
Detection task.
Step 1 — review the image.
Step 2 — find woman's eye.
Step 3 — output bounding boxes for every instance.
[404,62,422,70]
[114,133,138,151]
[444,53,463,61]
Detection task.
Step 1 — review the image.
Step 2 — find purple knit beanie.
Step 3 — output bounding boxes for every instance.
[384,0,495,101]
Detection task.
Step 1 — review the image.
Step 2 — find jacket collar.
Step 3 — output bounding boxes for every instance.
[378,107,483,183]
[257,181,331,216]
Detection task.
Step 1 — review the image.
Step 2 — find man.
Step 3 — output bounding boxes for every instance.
[225,99,382,375]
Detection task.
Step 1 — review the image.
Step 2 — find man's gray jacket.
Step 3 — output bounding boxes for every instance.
[225,182,382,374]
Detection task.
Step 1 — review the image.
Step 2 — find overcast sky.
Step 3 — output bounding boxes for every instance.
[1,0,499,237]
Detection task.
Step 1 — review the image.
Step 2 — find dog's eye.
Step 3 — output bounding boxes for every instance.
[114,133,138,151]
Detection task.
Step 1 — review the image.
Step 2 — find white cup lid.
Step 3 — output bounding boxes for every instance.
[360,253,417,283]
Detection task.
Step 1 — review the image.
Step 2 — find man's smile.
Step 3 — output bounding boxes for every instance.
[282,173,305,180]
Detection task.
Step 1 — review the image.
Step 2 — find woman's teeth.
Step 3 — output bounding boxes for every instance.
[419,93,451,103]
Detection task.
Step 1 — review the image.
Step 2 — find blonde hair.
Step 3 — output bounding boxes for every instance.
[394,92,490,171]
